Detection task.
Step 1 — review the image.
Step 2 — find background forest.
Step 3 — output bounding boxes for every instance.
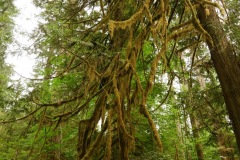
[1,0,240,159]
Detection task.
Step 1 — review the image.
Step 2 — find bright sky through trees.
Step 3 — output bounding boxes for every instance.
[6,0,42,80]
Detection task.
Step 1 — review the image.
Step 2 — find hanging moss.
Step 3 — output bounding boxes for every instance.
[108,0,152,38]
[185,0,214,46]
[197,0,225,16]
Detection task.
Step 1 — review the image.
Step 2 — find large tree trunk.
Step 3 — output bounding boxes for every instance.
[197,4,240,151]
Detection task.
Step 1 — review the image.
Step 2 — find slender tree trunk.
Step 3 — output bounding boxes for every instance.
[197,3,240,151]
[175,116,184,159]
[189,113,204,160]
[188,88,204,160]
[182,104,192,160]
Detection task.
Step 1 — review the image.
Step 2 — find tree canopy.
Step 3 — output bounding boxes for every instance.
[1,0,240,159]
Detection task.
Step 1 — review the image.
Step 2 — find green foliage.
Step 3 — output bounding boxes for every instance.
[0,0,16,107]
[1,0,240,159]
[225,1,240,55]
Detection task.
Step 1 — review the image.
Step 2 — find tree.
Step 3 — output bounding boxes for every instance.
[197,1,240,151]
[0,0,16,105]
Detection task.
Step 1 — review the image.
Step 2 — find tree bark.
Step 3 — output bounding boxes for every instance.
[197,4,240,151]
